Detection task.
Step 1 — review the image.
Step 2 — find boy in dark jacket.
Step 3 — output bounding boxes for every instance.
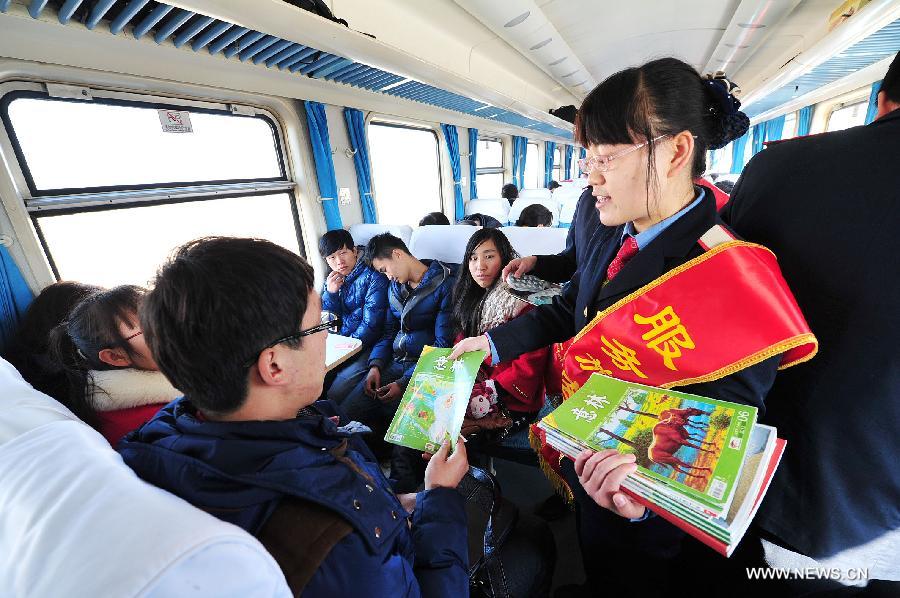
[118,237,469,597]
[318,229,388,401]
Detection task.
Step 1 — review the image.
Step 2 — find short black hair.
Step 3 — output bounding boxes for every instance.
[365,233,409,264]
[419,212,450,226]
[141,237,315,415]
[548,180,561,190]
[516,204,554,227]
[501,183,518,200]
[880,51,900,104]
[318,229,354,258]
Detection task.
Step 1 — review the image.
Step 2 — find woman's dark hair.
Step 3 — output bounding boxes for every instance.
[501,183,519,201]
[46,285,147,427]
[419,212,450,226]
[451,229,518,338]
[575,57,749,216]
[516,204,554,227]
[3,281,100,403]
[318,229,355,258]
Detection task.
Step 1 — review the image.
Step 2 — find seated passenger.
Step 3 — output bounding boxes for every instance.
[419,211,450,226]
[457,213,503,228]
[318,229,388,402]
[47,285,180,445]
[343,233,454,425]
[118,237,469,597]
[501,183,519,206]
[2,281,99,410]
[452,229,548,442]
[515,204,554,227]
[547,180,561,194]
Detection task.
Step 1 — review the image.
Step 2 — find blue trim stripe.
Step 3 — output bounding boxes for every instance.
[223,31,264,59]
[28,0,49,18]
[173,15,214,48]
[191,20,231,51]
[133,4,173,39]
[58,0,86,24]
[154,9,194,44]
[85,0,116,29]
[110,0,151,35]
[207,26,249,55]
[253,39,294,65]
[239,35,280,62]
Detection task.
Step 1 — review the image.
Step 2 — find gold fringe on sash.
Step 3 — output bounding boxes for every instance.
[529,427,574,504]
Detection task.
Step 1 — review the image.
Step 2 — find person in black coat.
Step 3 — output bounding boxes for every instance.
[452,58,815,596]
[717,52,900,594]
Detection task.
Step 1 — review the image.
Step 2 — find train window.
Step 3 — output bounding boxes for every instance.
[782,112,797,139]
[368,122,442,226]
[553,146,562,180]
[476,137,504,196]
[524,142,540,188]
[4,96,282,194]
[827,100,867,132]
[35,193,301,288]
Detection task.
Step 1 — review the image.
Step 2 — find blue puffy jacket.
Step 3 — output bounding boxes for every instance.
[118,399,468,598]
[321,254,389,351]
[368,260,455,387]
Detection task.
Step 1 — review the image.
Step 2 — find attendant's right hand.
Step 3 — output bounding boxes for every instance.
[364,367,381,398]
[501,255,538,281]
[326,271,345,294]
[448,334,491,362]
[423,438,468,490]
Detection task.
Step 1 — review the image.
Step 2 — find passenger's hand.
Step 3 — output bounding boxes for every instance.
[460,412,512,437]
[501,255,538,281]
[448,335,491,362]
[326,271,345,294]
[397,492,417,515]
[375,382,402,402]
[574,449,645,519]
[364,367,381,398]
[423,438,469,490]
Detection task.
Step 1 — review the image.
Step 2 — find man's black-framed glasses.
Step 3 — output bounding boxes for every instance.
[243,312,341,368]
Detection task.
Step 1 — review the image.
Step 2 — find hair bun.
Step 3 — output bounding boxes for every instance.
[703,72,749,149]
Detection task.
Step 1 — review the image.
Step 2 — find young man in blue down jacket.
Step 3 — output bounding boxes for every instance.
[318,229,388,402]
[118,237,469,597]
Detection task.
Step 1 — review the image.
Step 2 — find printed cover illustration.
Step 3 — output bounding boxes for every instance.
[384,346,486,452]
[540,373,757,511]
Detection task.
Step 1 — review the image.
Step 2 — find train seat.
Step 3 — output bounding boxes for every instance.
[349,223,414,248]
[518,188,552,200]
[409,224,480,265]
[464,198,511,223]
[507,198,561,227]
[499,226,568,257]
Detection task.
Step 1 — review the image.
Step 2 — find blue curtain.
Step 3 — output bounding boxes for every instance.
[564,145,573,179]
[797,105,814,136]
[578,147,586,176]
[342,108,376,224]
[440,124,464,221]
[865,80,882,125]
[303,101,343,231]
[0,245,32,353]
[765,115,786,143]
[468,128,478,199]
[750,123,766,157]
[512,136,527,189]
[544,141,556,187]
[730,133,748,174]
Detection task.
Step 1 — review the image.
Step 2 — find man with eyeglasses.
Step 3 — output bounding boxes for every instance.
[118,236,469,597]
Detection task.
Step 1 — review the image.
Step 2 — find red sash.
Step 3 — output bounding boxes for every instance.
[531,225,818,496]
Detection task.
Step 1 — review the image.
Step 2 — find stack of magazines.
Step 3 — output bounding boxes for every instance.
[537,373,785,556]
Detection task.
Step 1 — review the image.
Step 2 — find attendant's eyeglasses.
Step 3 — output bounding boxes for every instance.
[243,312,341,368]
[578,134,670,174]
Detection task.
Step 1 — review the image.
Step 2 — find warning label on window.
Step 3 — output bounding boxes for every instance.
[157,109,193,133]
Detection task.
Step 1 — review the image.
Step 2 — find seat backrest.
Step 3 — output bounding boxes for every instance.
[348,223,414,248]
[499,226,568,257]
[465,198,510,223]
[518,188,552,200]
[409,225,479,265]
[558,194,581,226]
[0,358,290,598]
[506,198,561,227]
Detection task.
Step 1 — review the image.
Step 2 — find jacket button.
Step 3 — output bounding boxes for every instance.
[365,484,374,493]
[374,526,382,538]
[391,510,398,520]
[353,499,362,510]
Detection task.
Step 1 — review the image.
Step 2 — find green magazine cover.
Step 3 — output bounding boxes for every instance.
[384,346,486,452]
[540,373,757,513]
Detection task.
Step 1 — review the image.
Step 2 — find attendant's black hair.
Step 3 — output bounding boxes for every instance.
[575,57,748,218]
[364,233,410,264]
[140,237,315,416]
[516,204,554,227]
[880,51,900,104]
[501,183,519,200]
[318,229,355,258]
[451,229,517,338]
[419,212,450,226]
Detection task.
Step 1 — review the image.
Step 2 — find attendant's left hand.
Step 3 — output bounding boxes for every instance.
[375,382,403,402]
[397,492,417,515]
[574,449,645,519]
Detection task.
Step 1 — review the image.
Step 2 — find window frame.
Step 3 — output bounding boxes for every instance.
[475,135,504,176]
[525,141,540,188]
[826,99,868,132]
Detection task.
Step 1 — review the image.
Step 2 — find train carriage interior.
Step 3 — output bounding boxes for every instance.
[0,0,898,595]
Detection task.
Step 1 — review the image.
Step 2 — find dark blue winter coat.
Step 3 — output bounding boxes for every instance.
[321,255,389,351]
[118,398,468,597]
[368,260,455,387]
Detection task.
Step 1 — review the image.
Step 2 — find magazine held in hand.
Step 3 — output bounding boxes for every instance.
[384,346,486,453]
[537,373,785,556]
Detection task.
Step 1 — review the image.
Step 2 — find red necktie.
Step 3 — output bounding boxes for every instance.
[605,236,639,281]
